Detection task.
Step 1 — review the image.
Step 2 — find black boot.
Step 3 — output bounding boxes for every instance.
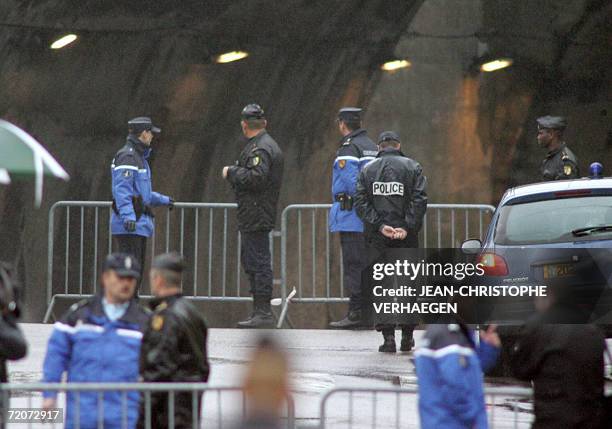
[378,329,396,353]
[329,310,362,329]
[237,296,274,329]
[400,326,415,352]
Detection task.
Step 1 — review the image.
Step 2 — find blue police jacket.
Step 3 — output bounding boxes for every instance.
[415,323,500,429]
[42,295,150,429]
[111,135,170,237]
[329,129,378,232]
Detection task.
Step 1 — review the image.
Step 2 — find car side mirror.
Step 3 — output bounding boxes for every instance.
[461,239,482,254]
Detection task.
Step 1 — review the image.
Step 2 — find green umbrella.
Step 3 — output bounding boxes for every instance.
[0,119,70,206]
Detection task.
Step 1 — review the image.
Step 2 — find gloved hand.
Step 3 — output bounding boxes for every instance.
[168,198,175,211]
[124,220,136,232]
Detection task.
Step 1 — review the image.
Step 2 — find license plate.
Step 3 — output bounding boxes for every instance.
[543,263,574,279]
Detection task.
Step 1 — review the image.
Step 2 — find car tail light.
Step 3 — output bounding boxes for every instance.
[477,252,509,276]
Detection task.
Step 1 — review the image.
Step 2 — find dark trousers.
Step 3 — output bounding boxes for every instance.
[240,231,273,298]
[137,392,202,429]
[364,232,419,332]
[113,234,147,286]
[340,232,368,312]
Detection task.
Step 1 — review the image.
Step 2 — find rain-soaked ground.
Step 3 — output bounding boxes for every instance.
[7,324,612,428]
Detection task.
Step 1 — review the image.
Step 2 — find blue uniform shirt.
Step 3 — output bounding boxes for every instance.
[329,129,378,232]
[111,135,170,237]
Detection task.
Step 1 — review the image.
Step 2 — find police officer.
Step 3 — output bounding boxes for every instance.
[329,107,379,329]
[138,252,210,429]
[111,117,174,282]
[537,115,579,181]
[354,131,427,352]
[42,253,149,428]
[222,104,284,329]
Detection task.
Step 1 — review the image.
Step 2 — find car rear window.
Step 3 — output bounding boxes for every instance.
[495,196,612,244]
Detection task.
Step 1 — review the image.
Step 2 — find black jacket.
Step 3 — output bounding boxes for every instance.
[139,294,209,429]
[0,313,27,428]
[510,312,606,429]
[541,143,579,181]
[354,148,427,240]
[227,131,284,232]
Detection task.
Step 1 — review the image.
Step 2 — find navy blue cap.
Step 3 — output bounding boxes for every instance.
[338,107,362,122]
[128,117,161,134]
[103,253,141,279]
[241,104,265,120]
[378,131,401,144]
[536,116,567,130]
[152,252,186,273]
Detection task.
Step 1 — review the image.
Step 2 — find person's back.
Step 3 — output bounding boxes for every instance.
[415,322,500,429]
[511,322,605,428]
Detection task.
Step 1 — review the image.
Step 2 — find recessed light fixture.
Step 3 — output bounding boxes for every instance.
[50,34,78,49]
[480,58,513,72]
[381,59,411,72]
[216,51,249,64]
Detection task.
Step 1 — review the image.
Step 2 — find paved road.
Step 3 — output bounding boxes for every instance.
[5,324,543,428]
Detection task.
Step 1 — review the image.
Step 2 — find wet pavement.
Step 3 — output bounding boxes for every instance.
[8,324,609,428]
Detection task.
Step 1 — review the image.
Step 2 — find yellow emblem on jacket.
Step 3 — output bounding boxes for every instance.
[151,315,164,331]
[251,156,260,166]
[564,165,573,176]
[338,160,346,169]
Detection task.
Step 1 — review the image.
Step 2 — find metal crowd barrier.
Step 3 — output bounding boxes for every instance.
[277,203,495,314]
[1,383,295,429]
[44,201,280,323]
[319,386,533,429]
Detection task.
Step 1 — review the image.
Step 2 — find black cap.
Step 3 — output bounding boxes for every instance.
[241,104,265,120]
[128,117,161,134]
[151,252,186,273]
[337,107,362,122]
[536,116,567,130]
[103,253,141,279]
[378,131,401,144]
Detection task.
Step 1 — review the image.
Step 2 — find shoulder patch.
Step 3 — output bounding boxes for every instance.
[338,159,346,169]
[151,315,164,331]
[563,164,573,176]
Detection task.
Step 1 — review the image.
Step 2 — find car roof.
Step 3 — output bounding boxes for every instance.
[500,177,612,206]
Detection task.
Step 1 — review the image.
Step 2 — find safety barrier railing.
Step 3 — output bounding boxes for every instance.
[1,383,295,429]
[319,386,533,429]
[279,203,496,304]
[45,201,280,322]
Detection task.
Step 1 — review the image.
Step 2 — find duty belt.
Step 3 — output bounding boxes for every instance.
[334,193,353,211]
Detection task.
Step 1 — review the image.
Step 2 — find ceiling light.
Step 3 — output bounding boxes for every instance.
[480,58,513,72]
[50,34,78,49]
[216,51,249,64]
[381,59,411,72]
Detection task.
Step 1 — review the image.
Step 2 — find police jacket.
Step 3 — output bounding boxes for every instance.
[329,129,378,233]
[415,323,500,429]
[354,148,427,239]
[0,313,27,425]
[140,293,209,382]
[227,130,284,232]
[42,295,150,429]
[541,143,579,181]
[510,310,606,429]
[111,135,171,237]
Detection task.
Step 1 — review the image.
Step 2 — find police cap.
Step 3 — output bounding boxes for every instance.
[378,131,401,144]
[151,252,186,273]
[128,117,161,134]
[536,116,567,130]
[241,104,265,120]
[103,253,141,279]
[337,107,362,122]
